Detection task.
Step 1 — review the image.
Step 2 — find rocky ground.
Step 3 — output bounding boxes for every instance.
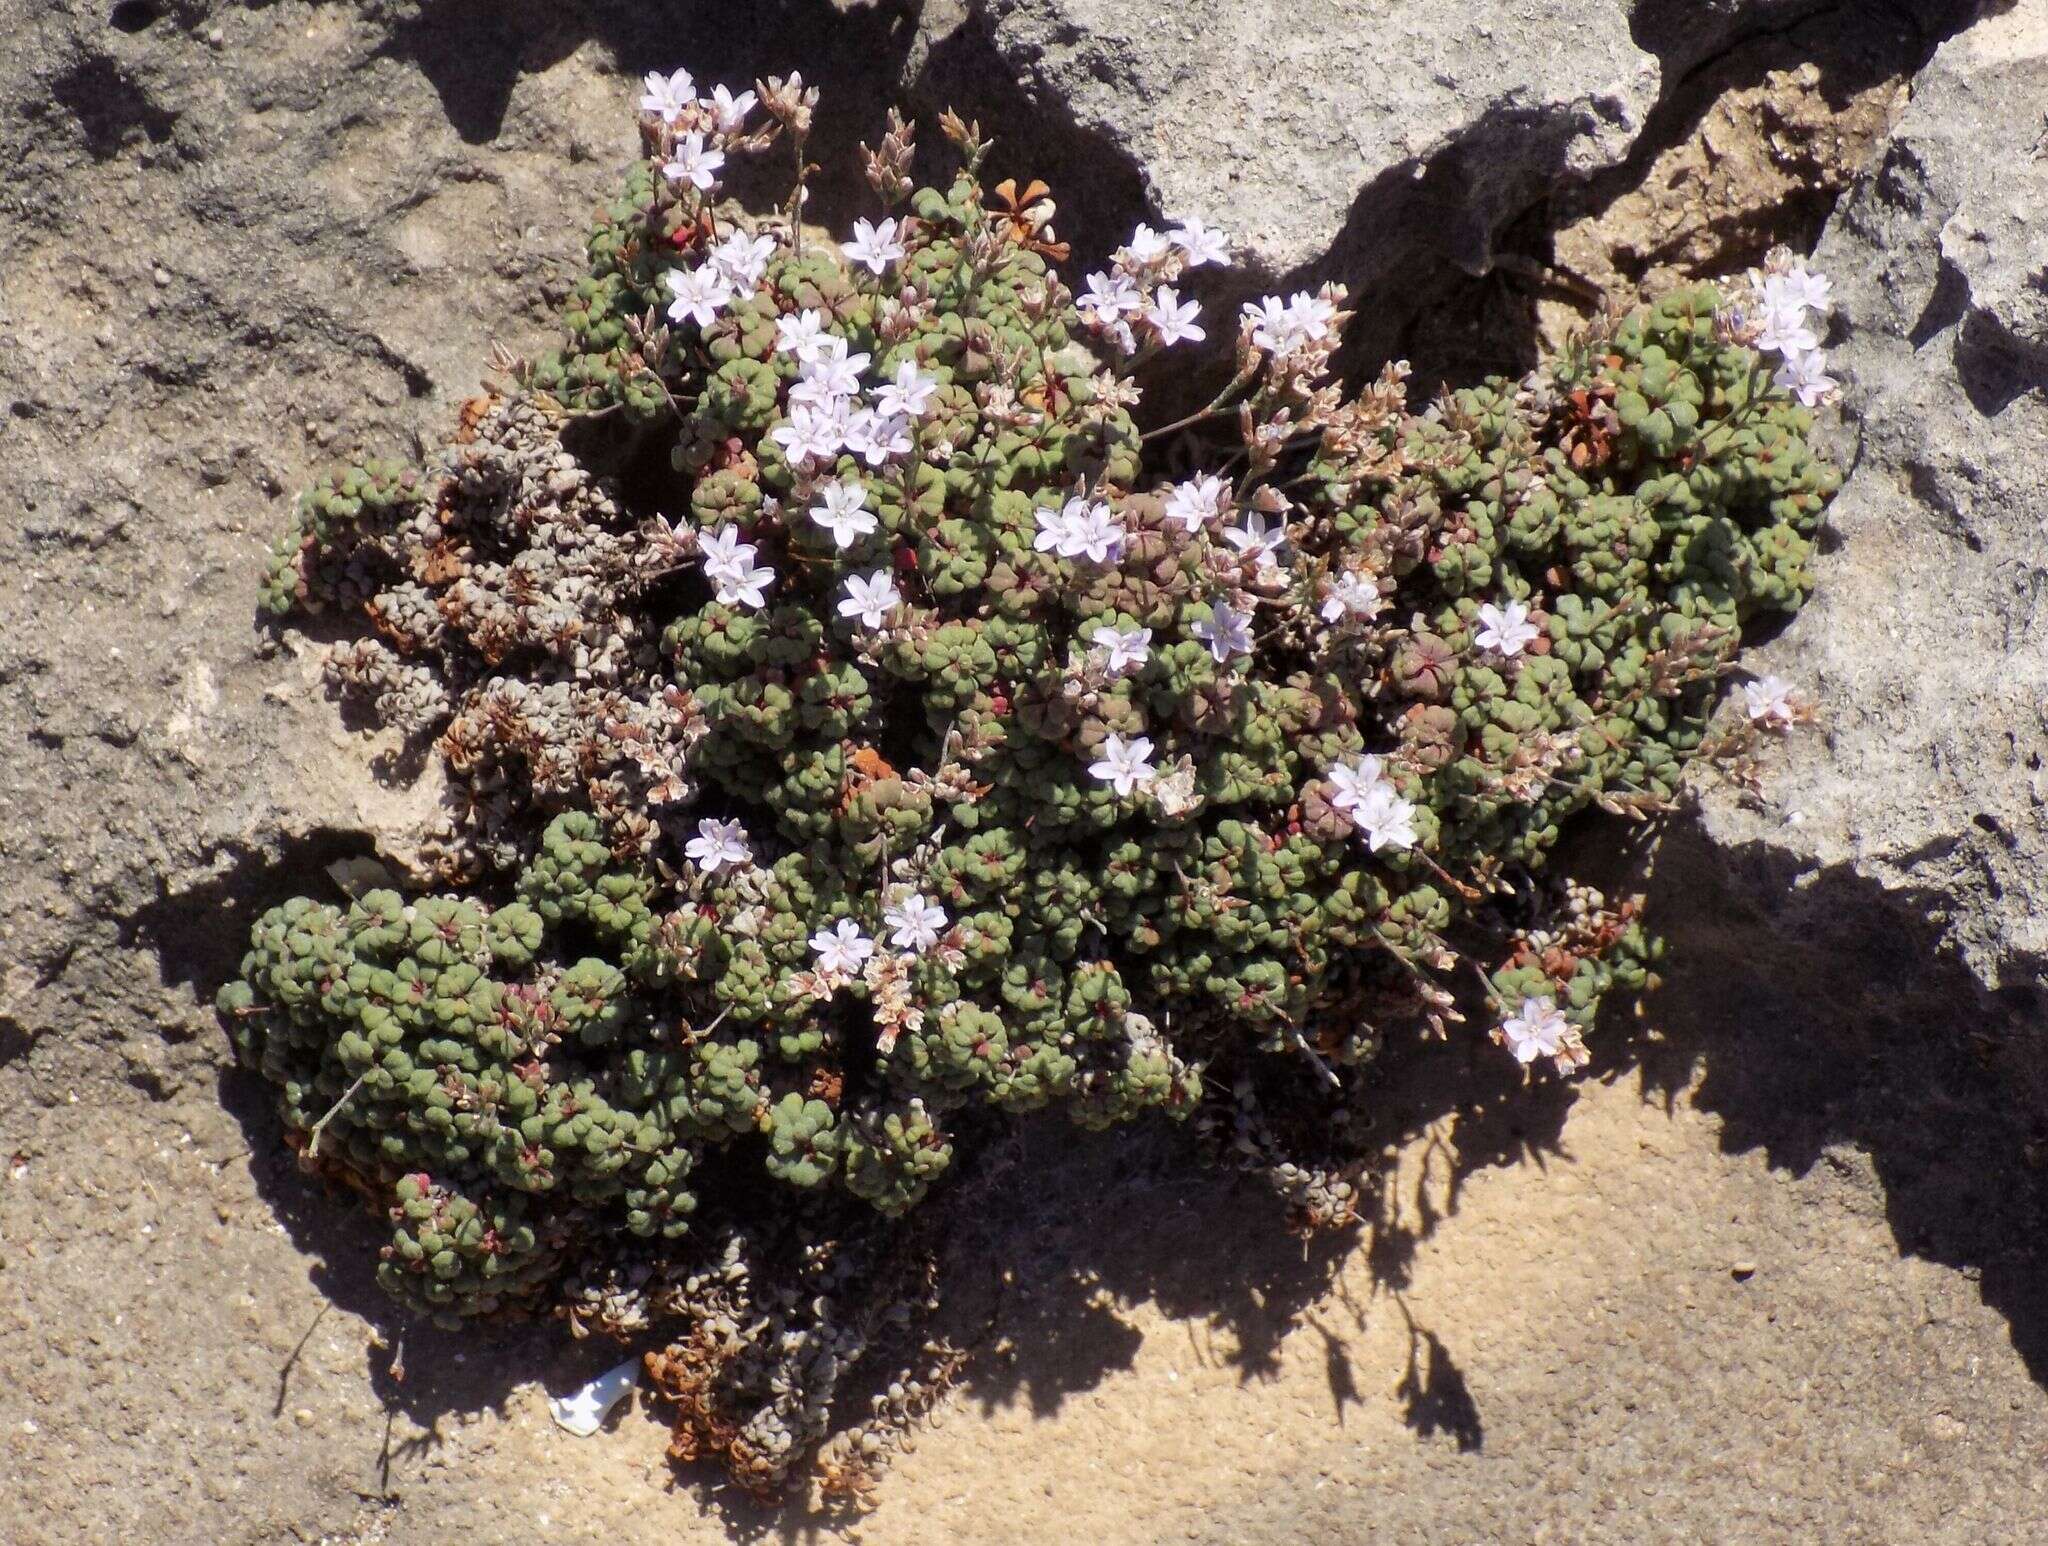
[2,1,2044,1542]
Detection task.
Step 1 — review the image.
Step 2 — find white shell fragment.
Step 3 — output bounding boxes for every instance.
[547,1357,641,1437]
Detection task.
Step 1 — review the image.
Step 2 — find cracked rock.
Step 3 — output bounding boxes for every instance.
[1693,5,2048,1031]
[906,0,1985,300]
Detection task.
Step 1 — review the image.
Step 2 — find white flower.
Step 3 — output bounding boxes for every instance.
[1772,348,1837,408]
[810,919,875,977]
[874,360,938,420]
[844,409,912,467]
[842,217,907,275]
[1498,997,1571,1066]
[1061,498,1126,564]
[706,84,757,134]
[639,68,694,124]
[838,569,903,629]
[664,265,732,328]
[1754,306,1818,357]
[774,309,833,364]
[1762,266,1831,317]
[1146,286,1205,347]
[709,230,777,291]
[883,893,948,953]
[1088,733,1158,797]
[769,404,846,465]
[1033,502,1077,554]
[1326,753,1391,817]
[1223,511,1287,570]
[1244,292,1335,355]
[1475,599,1541,658]
[1351,782,1418,853]
[698,525,753,578]
[1079,270,1144,325]
[808,479,877,549]
[662,132,725,192]
[700,526,774,610]
[1169,216,1230,267]
[1122,223,1172,264]
[1320,571,1383,623]
[790,344,870,410]
[1284,292,1337,343]
[685,816,751,872]
[1162,474,1229,533]
[1191,600,1253,662]
[1091,624,1152,677]
[1742,674,1797,727]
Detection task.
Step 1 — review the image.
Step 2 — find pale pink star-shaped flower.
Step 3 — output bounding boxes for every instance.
[1088,733,1158,798]
[684,817,750,872]
[1244,295,1305,355]
[1351,782,1418,853]
[1091,624,1152,676]
[1061,498,1125,564]
[810,919,875,977]
[1034,502,1077,554]
[708,546,774,609]
[1223,511,1287,570]
[1169,217,1230,267]
[842,217,907,275]
[844,409,912,467]
[1146,286,1204,347]
[790,344,870,410]
[1162,474,1229,533]
[698,525,753,578]
[1773,349,1837,408]
[808,480,877,549]
[639,68,694,124]
[1320,571,1383,623]
[1742,674,1797,726]
[874,360,938,420]
[664,266,732,328]
[1283,292,1336,343]
[838,570,902,629]
[1122,223,1173,264]
[1079,270,1144,326]
[1762,266,1831,318]
[1326,754,1392,818]
[882,893,948,953]
[662,132,725,192]
[774,309,833,364]
[769,404,846,466]
[1498,997,1571,1066]
[1191,600,1253,662]
[1754,306,1818,357]
[706,84,757,134]
[709,230,777,291]
[1475,599,1541,658]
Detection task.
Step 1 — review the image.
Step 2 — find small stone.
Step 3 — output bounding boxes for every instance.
[1731,1260,1757,1280]
[293,1407,315,1427]
[152,267,172,287]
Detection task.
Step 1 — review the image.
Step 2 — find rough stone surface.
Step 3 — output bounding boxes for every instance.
[4,1,2048,1541]
[1694,4,2048,1020]
[907,0,1974,294]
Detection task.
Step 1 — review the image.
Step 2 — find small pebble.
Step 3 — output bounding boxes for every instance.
[1731,1260,1757,1280]
[152,267,172,287]
[293,1407,315,1427]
